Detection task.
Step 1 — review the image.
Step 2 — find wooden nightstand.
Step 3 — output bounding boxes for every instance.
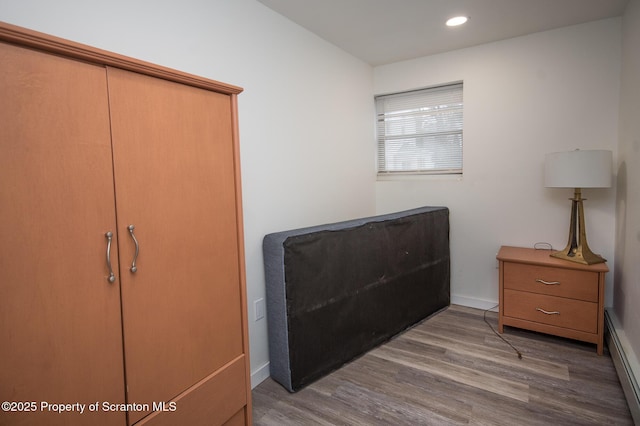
[497,246,608,355]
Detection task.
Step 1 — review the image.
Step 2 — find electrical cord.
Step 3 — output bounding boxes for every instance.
[486,242,551,359]
[483,304,522,359]
[534,242,553,251]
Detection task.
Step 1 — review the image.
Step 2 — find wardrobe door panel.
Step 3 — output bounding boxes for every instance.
[107,68,243,423]
[0,43,125,426]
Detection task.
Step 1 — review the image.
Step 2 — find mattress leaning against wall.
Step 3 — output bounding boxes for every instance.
[262,206,450,392]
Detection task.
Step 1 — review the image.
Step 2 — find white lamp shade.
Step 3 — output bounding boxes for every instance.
[544,150,612,188]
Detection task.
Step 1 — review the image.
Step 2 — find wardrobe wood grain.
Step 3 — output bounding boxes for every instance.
[0,21,251,426]
[0,40,126,426]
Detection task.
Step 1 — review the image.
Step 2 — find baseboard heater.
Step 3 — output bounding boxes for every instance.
[605,310,640,424]
[263,206,450,392]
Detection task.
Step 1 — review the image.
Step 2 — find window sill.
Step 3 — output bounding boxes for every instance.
[376,173,463,182]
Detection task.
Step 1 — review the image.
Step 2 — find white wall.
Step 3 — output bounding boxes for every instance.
[614,0,640,372]
[374,19,621,309]
[0,0,376,387]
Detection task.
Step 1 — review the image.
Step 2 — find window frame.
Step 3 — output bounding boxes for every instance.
[375,82,464,177]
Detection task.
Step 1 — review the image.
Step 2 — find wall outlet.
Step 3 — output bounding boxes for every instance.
[254,298,265,321]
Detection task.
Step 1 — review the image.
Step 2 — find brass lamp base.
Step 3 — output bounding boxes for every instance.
[550,246,606,265]
[550,188,606,265]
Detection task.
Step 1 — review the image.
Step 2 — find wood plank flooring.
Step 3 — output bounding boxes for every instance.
[252,305,633,425]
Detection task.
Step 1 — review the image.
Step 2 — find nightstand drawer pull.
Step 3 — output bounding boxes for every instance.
[535,279,560,285]
[536,308,560,315]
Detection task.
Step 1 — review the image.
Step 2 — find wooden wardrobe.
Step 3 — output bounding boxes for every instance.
[0,22,251,426]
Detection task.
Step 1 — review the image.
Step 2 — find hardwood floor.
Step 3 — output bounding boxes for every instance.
[252,305,633,425]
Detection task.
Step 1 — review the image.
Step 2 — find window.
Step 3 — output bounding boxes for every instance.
[376,82,463,176]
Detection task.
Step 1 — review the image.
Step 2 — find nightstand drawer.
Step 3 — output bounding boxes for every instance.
[503,289,598,333]
[503,262,599,302]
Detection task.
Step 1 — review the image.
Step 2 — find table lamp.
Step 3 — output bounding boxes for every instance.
[544,149,612,265]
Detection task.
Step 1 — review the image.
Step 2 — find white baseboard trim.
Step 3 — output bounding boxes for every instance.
[251,361,271,389]
[451,295,498,311]
[605,309,640,425]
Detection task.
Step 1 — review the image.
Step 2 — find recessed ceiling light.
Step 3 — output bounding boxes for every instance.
[446,16,468,27]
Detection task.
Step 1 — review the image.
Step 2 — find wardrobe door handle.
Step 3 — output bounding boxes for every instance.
[127,225,139,273]
[105,231,116,283]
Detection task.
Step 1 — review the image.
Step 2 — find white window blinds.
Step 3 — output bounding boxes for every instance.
[376,83,463,175]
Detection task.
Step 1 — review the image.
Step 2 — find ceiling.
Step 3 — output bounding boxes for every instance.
[257,0,629,66]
